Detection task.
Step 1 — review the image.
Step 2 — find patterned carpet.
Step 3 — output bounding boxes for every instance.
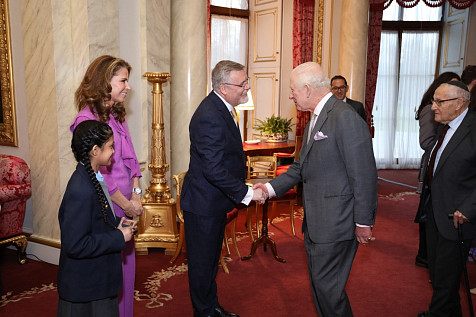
[2,169,476,316]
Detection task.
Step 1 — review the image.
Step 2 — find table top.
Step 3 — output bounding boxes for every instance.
[242,140,295,152]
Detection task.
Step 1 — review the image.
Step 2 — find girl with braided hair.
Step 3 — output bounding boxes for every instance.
[57,120,136,317]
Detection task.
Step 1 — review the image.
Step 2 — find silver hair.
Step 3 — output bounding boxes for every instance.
[442,83,471,102]
[212,60,245,90]
[292,62,330,93]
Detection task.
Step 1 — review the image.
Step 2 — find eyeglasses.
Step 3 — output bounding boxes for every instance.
[223,78,250,89]
[431,97,460,107]
[331,85,347,91]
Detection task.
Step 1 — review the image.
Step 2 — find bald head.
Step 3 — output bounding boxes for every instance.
[431,83,470,124]
[289,62,330,112]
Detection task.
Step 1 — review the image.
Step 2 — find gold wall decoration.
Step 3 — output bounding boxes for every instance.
[313,0,324,66]
[0,0,17,147]
[135,72,179,255]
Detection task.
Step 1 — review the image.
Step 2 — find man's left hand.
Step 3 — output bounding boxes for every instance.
[355,226,374,244]
[453,210,469,228]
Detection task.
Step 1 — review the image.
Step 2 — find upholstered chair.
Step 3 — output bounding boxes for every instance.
[0,155,31,264]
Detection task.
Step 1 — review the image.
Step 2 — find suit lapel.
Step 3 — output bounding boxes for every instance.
[300,97,334,162]
[210,92,242,144]
[434,111,474,176]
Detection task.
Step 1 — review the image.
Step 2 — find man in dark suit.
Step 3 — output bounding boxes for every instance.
[180,60,265,317]
[418,81,476,317]
[330,75,367,122]
[255,62,377,316]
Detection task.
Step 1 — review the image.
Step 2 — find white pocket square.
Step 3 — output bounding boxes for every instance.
[314,131,328,141]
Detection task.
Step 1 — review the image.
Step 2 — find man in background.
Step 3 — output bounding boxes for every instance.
[461,65,476,92]
[330,75,367,122]
[256,62,377,317]
[181,60,265,317]
[418,81,476,317]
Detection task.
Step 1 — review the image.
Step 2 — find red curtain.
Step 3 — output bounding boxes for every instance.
[293,0,315,137]
[365,1,385,138]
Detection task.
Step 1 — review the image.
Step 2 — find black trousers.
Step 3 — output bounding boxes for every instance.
[57,296,119,317]
[183,210,227,317]
[425,201,471,317]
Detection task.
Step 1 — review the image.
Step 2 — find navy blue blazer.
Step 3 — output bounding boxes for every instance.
[57,163,125,302]
[181,92,248,217]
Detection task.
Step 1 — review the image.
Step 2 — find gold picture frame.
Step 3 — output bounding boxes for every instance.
[0,0,17,147]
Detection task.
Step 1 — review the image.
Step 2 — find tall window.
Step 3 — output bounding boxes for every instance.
[209,0,249,90]
[373,2,442,169]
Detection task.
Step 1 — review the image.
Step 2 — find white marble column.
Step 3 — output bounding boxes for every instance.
[338,0,369,103]
[170,0,207,176]
[20,0,120,244]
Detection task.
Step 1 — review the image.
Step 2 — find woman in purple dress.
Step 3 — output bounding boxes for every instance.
[70,55,143,317]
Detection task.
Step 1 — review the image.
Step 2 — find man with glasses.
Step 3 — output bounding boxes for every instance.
[181,60,265,317]
[418,81,476,317]
[330,75,367,122]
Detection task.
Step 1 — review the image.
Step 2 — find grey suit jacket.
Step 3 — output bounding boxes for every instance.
[270,95,378,243]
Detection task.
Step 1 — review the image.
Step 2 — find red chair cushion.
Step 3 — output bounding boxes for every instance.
[276,165,290,176]
[275,152,293,158]
[226,208,238,223]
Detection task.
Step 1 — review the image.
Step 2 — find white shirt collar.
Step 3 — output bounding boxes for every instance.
[313,92,333,117]
[95,170,104,182]
[214,90,234,112]
[448,108,468,131]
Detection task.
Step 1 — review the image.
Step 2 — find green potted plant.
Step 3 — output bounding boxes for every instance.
[254,114,294,142]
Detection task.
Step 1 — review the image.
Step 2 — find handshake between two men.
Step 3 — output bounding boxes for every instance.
[250,183,270,205]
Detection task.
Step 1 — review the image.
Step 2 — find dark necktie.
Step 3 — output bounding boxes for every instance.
[426,124,449,186]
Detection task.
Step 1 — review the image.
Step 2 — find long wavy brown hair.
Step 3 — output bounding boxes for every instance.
[75,55,132,123]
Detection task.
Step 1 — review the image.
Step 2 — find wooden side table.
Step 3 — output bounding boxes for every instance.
[241,178,286,263]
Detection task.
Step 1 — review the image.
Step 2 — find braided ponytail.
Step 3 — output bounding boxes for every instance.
[72,120,115,228]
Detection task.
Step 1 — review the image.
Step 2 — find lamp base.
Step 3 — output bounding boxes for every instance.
[134,202,179,255]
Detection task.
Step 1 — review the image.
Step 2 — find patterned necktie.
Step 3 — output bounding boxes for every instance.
[307,114,317,142]
[230,109,238,128]
[426,124,449,186]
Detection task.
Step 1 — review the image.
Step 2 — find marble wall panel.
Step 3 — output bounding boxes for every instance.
[170,0,207,177]
[21,0,61,240]
[143,0,171,189]
[338,0,369,103]
[87,0,119,59]
[51,0,87,194]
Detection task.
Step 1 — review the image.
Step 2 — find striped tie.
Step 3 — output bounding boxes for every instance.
[230,109,238,128]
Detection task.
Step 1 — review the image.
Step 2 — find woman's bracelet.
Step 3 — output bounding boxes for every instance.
[125,200,134,213]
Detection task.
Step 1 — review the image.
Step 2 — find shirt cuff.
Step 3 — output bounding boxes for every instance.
[241,187,253,205]
[356,223,371,228]
[265,183,276,199]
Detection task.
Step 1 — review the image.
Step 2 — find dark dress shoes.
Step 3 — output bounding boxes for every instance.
[213,305,239,317]
[417,311,430,317]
